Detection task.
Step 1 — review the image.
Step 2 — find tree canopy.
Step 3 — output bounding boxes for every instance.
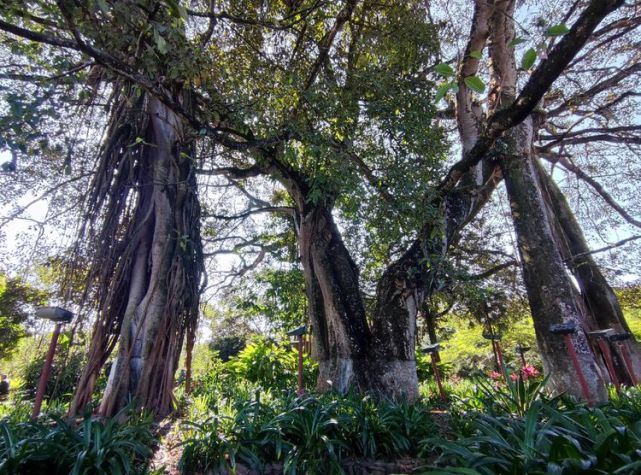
[1,0,640,415]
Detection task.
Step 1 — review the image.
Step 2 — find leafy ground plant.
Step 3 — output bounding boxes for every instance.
[426,396,641,474]
[0,405,155,474]
[177,391,435,475]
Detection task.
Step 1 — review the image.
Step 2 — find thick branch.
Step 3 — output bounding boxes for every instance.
[197,164,265,178]
[467,260,518,280]
[205,206,295,220]
[456,0,491,154]
[437,0,624,197]
[567,235,641,262]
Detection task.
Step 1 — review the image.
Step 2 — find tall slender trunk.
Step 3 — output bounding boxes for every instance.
[536,160,641,384]
[486,0,607,402]
[298,204,371,393]
[499,120,607,401]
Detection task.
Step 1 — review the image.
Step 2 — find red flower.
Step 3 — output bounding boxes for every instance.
[510,372,519,381]
[488,370,502,380]
[521,365,539,378]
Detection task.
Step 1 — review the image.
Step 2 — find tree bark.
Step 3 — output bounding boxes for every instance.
[536,160,641,384]
[499,121,608,401]
[298,204,371,393]
[369,242,424,400]
[71,95,203,418]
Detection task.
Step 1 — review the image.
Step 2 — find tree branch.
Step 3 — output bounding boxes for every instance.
[567,235,641,262]
[467,260,518,280]
[205,206,295,220]
[437,0,624,197]
[540,154,641,229]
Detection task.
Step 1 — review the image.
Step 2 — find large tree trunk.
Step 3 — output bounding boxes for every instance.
[369,242,424,400]
[536,160,641,384]
[488,0,607,402]
[499,121,607,401]
[298,204,371,393]
[280,162,423,398]
[71,95,202,418]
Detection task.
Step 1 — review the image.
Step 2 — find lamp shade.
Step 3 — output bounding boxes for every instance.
[287,325,307,337]
[35,306,74,323]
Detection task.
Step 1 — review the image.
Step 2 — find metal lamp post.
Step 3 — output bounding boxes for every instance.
[515,343,531,368]
[587,328,620,393]
[421,343,446,401]
[482,330,505,374]
[32,306,74,419]
[287,325,307,396]
[608,331,639,386]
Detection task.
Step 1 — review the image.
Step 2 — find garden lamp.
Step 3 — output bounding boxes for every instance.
[482,330,505,375]
[515,343,531,368]
[287,325,307,396]
[549,321,592,405]
[421,343,446,401]
[32,306,74,418]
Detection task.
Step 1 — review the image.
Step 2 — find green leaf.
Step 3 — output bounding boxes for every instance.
[96,0,109,14]
[434,83,450,103]
[155,34,169,55]
[434,63,455,77]
[463,75,485,94]
[469,50,483,59]
[508,36,527,48]
[521,48,537,70]
[546,23,569,37]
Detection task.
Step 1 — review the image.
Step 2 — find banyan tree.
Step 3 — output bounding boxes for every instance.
[0,0,639,414]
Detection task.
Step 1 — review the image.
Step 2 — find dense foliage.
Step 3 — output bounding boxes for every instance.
[2,337,641,474]
[179,391,435,474]
[177,376,641,474]
[0,406,154,474]
[0,274,47,360]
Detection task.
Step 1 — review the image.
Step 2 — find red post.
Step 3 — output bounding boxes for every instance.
[596,338,620,392]
[562,334,593,405]
[297,335,304,396]
[618,342,639,386]
[32,323,62,419]
[519,351,527,368]
[431,353,446,401]
[495,340,506,375]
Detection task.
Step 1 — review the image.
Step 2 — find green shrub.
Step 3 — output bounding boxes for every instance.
[468,369,549,417]
[19,345,85,402]
[179,413,238,474]
[426,396,641,474]
[0,406,155,474]
[227,337,318,392]
[178,391,435,474]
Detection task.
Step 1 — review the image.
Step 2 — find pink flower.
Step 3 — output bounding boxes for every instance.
[510,372,519,381]
[521,365,539,378]
[488,370,502,380]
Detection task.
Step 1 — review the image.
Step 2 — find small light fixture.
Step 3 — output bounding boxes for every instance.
[421,343,446,401]
[32,306,74,418]
[287,325,307,395]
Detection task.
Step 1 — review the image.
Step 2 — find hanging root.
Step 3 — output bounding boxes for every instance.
[69,87,203,417]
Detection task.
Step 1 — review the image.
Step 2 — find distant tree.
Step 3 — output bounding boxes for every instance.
[0,274,47,359]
